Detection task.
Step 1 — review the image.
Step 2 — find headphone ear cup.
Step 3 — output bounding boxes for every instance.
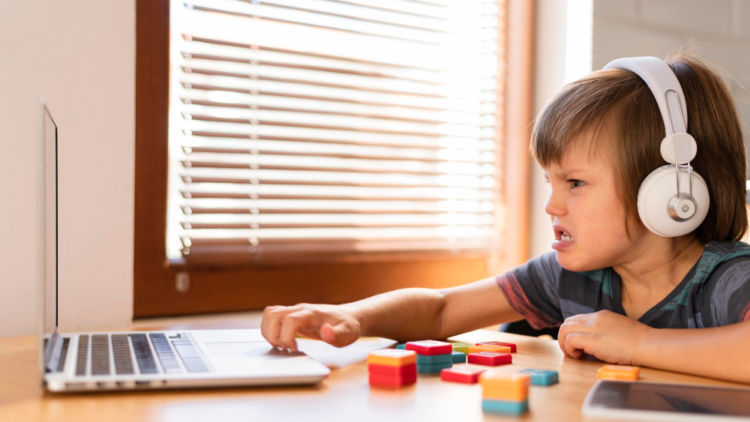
[637,165,710,237]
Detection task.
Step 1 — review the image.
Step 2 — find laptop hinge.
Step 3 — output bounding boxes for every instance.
[44,330,63,373]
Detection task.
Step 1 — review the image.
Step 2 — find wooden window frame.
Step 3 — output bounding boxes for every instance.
[133,0,534,318]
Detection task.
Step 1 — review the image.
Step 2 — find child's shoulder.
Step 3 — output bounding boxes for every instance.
[698,241,750,286]
[703,241,750,264]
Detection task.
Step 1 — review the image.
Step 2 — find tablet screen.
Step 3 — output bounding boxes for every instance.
[584,380,750,419]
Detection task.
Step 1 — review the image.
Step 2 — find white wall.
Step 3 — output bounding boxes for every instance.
[593,0,750,160]
[529,0,750,258]
[0,1,134,336]
[530,0,594,258]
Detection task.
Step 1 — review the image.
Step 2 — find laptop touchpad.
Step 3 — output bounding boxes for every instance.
[202,341,303,359]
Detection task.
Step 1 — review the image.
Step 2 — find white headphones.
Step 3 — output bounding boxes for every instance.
[603,56,709,237]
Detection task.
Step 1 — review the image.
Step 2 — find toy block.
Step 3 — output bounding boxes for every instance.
[440,366,486,384]
[366,349,416,367]
[405,340,453,355]
[468,351,512,366]
[416,361,453,374]
[481,398,528,415]
[450,343,471,354]
[520,368,558,386]
[451,351,466,363]
[396,343,406,350]
[597,365,640,381]
[480,371,530,401]
[368,363,417,377]
[477,341,517,353]
[468,344,512,354]
[416,353,453,365]
[369,371,417,388]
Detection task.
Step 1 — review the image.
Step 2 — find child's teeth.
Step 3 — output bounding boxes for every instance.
[561,233,572,241]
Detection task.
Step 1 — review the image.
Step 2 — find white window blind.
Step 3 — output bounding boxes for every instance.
[167,0,505,264]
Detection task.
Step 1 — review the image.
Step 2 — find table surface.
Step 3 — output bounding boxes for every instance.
[1,312,744,422]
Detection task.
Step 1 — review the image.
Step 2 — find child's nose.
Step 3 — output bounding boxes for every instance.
[544,190,566,216]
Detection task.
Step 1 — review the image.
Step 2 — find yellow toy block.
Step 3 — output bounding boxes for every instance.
[469,344,512,354]
[367,349,417,367]
[480,371,530,400]
[597,364,640,381]
[451,343,471,354]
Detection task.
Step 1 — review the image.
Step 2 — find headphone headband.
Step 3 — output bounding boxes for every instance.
[603,56,688,135]
[601,56,709,237]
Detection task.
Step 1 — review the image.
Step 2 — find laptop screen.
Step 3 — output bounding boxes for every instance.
[42,104,60,368]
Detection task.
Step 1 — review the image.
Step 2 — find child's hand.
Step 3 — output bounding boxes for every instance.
[557,310,651,364]
[261,303,361,352]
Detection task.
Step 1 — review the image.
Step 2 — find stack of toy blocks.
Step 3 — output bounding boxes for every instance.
[450,342,470,363]
[480,370,531,416]
[405,340,453,374]
[467,343,512,366]
[367,349,417,388]
[477,341,517,353]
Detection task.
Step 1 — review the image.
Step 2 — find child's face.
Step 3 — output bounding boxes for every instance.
[543,134,647,272]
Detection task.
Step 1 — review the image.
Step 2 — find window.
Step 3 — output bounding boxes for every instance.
[135,0,534,317]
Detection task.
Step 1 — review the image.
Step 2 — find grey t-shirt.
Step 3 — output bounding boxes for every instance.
[496,241,750,329]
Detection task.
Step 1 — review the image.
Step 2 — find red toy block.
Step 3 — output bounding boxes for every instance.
[440,366,487,384]
[468,352,512,366]
[368,363,417,377]
[405,340,453,356]
[368,371,417,388]
[477,341,517,353]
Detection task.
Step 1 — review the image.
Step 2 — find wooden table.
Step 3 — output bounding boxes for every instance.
[0,312,744,421]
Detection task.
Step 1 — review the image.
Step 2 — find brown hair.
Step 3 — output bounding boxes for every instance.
[531,52,747,242]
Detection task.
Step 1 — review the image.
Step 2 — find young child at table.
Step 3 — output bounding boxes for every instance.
[261,53,750,384]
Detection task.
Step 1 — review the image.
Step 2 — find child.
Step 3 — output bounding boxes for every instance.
[261,53,750,384]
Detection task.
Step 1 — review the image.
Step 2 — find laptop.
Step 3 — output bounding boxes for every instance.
[39,102,330,392]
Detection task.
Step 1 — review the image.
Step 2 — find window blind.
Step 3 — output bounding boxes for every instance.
[167,0,505,264]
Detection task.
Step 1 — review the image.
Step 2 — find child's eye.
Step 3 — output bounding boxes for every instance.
[568,179,584,188]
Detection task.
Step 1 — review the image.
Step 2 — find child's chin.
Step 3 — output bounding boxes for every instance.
[554,253,597,272]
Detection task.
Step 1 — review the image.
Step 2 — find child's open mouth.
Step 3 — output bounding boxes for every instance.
[553,226,574,250]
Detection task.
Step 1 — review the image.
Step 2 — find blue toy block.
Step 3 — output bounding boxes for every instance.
[396,343,406,350]
[416,361,452,374]
[416,353,453,365]
[481,398,528,415]
[451,351,466,363]
[520,368,559,386]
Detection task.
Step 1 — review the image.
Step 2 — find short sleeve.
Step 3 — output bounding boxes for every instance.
[706,257,750,325]
[496,252,564,329]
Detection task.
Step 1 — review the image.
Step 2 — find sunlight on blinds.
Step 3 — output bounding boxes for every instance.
[167,0,504,263]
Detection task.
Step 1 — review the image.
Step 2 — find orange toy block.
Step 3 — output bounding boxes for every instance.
[477,341,517,353]
[469,344,512,354]
[367,349,417,367]
[597,364,640,381]
[480,371,530,401]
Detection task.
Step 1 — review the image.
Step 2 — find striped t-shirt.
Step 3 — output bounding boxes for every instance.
[497,241,750,329]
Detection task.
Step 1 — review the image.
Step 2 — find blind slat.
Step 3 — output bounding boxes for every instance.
[180,76,497,113]
[180,168,496,188]
[187,0,498,45]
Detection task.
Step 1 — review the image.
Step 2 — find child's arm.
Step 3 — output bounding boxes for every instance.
[260,276,523,351]
[557,310,750,383]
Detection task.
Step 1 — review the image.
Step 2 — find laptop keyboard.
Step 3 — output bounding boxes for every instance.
[130,334,158,374]
[149,333,183,374]
[74,332,209,377]
[90,335,111,375]
[112,335,134,375]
